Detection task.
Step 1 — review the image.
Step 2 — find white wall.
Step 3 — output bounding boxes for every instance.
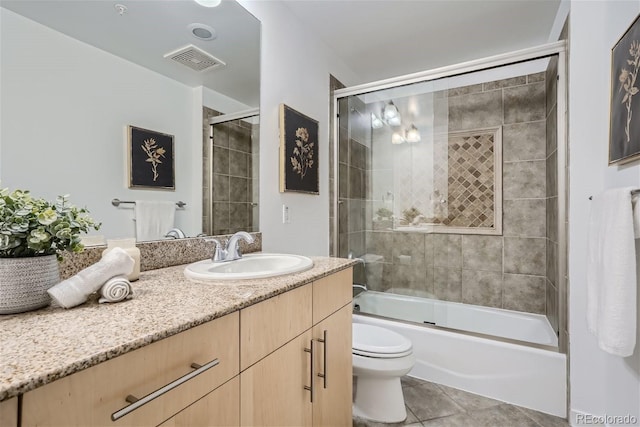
[0,9,203,240]
[238,1,359,256]
[202,86,251,113]
[1,1,360,252]
[569,1,640,424]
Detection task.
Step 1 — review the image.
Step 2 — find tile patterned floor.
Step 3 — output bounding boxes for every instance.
[353,376,569,427]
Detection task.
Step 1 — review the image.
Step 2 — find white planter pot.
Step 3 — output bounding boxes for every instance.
[0,255,60,314]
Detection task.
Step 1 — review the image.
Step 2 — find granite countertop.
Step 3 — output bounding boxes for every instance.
[0,256,356,401]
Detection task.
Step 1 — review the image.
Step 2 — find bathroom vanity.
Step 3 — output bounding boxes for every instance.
[0,258,354,426]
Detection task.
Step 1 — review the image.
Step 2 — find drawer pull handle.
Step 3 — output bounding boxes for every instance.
[317,330,328,389]
[111,358,219,421]
[303,342,313,403]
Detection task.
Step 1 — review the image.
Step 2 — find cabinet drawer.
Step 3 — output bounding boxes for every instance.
[240,284,312,370]
[22,312,239,427]
[159,377,239,427]
[312,268,352,324]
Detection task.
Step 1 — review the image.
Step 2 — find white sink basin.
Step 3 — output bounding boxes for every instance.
[184,253,314,281]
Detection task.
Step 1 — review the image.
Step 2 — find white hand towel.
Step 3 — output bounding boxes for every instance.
[47,247,135,309]
[135,200,176,241]
[586,187,637,357]
[99,275,133,304]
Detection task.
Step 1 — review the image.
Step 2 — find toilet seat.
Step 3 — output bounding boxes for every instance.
[353,323,413,358]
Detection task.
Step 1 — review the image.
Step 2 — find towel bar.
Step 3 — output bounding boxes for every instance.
[111,198,186,208]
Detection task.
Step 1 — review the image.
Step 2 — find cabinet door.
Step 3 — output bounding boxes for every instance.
[0,397,17,427]
[240,330,313,426]
[159,377,239,427]
[313,304,353,427]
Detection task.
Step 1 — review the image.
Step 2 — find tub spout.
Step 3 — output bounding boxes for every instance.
[348,251,366,265]
[353,282,368,296]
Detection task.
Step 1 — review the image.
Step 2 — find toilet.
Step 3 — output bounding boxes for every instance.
[352,322,415,423]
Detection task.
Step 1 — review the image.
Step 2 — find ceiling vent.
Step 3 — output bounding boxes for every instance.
[164,44,226,72]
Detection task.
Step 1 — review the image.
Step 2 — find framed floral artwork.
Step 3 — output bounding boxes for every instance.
[609,13,640,165]
[279,104,319,194]
[128,125,175,190]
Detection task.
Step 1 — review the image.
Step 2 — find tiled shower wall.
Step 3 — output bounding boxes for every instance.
[364,72,551,315]
[202,107,258,236]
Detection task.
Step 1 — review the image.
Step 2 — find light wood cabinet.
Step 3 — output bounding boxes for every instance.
[313,304,353,427]
[22,312,239,427]
[13,267,353,427]
[240,284,313,370]
[312,268,352,324]
[241,330,314,426]
[159,377,240,427]
[0,397,17,427]
[240,267,353,427]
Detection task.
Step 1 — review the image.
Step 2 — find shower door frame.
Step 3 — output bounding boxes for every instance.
[331,40,568,349]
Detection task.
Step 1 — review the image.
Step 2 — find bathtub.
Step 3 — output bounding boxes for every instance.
[354,290,558,347]
[353,292,567,417]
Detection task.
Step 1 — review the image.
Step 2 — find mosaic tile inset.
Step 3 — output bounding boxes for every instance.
[443,130,496,228]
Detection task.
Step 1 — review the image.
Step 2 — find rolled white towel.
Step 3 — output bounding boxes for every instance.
[47,247,135,309]
[99,276,133,304]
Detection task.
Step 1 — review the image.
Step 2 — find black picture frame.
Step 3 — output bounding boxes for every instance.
[279,104,319,194]
[609,13,640,165]
[128,125,175,190]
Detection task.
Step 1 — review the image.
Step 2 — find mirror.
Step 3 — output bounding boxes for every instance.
[0,0,260,242]
[205,110,260,236]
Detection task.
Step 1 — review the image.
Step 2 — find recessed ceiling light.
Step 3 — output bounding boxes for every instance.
[188,23,217,41]
[194,0,221,7]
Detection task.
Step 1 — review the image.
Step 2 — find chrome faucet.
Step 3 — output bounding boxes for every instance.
[207,231,255,263]
[164,228,186,239]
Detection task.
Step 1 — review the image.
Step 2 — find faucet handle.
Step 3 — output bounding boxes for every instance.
[204,238,225,262]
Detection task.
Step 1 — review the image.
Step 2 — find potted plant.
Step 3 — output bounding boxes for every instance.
[375,207,393,220]
[401,206,422,225]
[0,187,100,314]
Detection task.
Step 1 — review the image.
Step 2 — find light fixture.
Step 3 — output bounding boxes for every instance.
[371,113,384,129]
[405,124,421,143]
[188,23,217,41]
[391,131,405,145]
[383,101,400,121]
[194,0,221,7]
[387,116,402,127]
